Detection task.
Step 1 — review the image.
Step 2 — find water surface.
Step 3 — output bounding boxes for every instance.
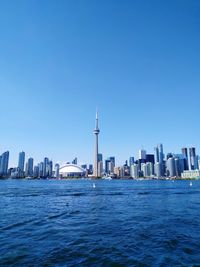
[0,179,200,266]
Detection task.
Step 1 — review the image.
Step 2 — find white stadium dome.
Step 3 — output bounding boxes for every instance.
[59,164,86,178]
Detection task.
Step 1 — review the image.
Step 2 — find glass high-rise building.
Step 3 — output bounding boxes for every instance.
[48,160,53,177]
[146,154,155,164]
[39,162,44,177]
[167,157,176,177]
[109,157,115,167]
[88,164,93,174]
[146,162,154,176]
[18,151,25,172]
[43,157,49,178]
[33,166,39,178]
[154,162,162,178]
[55,163,60,178]
[154,144,164,176]
[105,157,115,174]
[0,151,9,176]
[25,157,33,177]
[189,147,197,170]
[158,144,164,164]
[130,164,139,179]
[129,157,134,167]
[182,147,189,170]
[139,150,146,160]
[98,153,103,162]
[174,154,185,176]
[154,147,159,163]
[105,159,110,174]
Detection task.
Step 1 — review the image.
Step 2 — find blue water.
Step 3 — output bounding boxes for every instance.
[0,179,200,266]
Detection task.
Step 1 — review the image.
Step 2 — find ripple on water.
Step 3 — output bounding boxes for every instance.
[0,179,200,266]
[0,219,36,231]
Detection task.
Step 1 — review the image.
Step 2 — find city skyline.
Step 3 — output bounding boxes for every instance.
[1,141,200,173]
[1,107,200,169]
[0,1,200,166]
[1,143,200,179]
[0,111,199,179]
[3,139,200,168]
[1,111,200,169]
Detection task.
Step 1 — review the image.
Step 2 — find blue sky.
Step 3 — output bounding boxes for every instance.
[0,0,200,167]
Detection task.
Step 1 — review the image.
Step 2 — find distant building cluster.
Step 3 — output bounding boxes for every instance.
[0,144,199,180]
[0,112,199,180]
[0,151,94,179]
[90,145,200,179]
[91,111,200,180]
[0,151,54,179]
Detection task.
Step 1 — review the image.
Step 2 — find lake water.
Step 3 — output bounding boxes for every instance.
[0,179,200,266]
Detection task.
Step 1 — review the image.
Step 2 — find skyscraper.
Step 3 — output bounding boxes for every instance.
[43,157,49,178]
[39,162,44,177]
[141,163,148,177]
[33,166,39,178]
[130,164,139,179]
[109,157,115,167]
[154,147,159,163]
[55,163,60,178]
[139,150,146,160]
[25,157,33,177]
[154,144,164,176]
[98,161,103,177]
[158,144,164,164]
[88,164,93,174]
[182,147,189,170]
[105,158,115,175]
[174,154,185,176]
[189,147,197,170]
[146,162,154,176]
[146,154,155,164]
[98,153,103,162]
[18,151,25,172]
[129,157,134,167]
[93,110,100,178]
[154,162,162,178]
[48,160,53,177]
[0,151,9,177]
[167,157,176,177]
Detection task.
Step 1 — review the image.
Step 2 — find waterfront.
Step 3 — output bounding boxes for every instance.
[0,179,200,266]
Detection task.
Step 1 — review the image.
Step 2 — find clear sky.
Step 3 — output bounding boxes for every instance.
[0,0,200,167]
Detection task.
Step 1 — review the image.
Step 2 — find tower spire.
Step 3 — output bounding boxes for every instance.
[93,109,100,178]
[95,108,98,129]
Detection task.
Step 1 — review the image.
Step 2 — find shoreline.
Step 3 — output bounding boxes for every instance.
[0,177,199,181]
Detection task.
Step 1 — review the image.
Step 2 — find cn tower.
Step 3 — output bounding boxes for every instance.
[93,110,100,178]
